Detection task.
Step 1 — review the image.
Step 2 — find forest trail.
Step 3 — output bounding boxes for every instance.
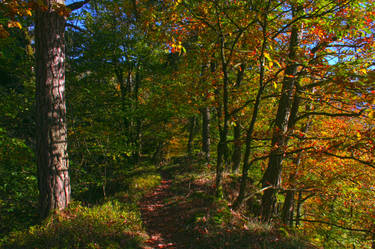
[137,164,318,249]
[139,166,215,249]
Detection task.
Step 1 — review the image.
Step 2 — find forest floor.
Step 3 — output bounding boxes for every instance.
[0,158,316,249]
[140,164,215,249]
[138,160,315,249]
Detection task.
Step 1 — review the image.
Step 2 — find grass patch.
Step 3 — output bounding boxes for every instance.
[113,172,161,203]
[1,201,146,249]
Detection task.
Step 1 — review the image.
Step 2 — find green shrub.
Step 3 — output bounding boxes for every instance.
[0,127,38,235]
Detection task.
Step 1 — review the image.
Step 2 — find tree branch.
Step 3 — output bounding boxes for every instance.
[296,219,373,234]
[66,23,87,33]
[67,0,90,11]
[296,109,364,121]
[323,151,375,169]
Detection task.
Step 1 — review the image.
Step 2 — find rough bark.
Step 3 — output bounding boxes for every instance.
[261,13,301,222]
[35,0,70,218]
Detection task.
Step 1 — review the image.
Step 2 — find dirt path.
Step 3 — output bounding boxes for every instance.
[139,170,214,249]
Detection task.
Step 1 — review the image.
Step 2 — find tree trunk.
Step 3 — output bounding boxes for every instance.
[281,190,295,225]
[215,34,229,197]
[35,0,70,218]
[201,107,210,164]
[216,130,226,196]
[231,123,242,173]
[281,111,312,225]
[132,67,141,162]
[187,116,196,156]
[261,13,301,222]
[295,190,302,227]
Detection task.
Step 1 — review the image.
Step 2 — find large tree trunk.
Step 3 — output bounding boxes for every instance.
[35,0,71,218]
[261,13,301,222]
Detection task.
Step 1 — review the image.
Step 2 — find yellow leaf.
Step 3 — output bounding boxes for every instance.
[26,9,32,16]
[273,82,277,89]
[359,68,367,75]
[8,21,22,29]
[264,52,272,62]
[356,132,361,139]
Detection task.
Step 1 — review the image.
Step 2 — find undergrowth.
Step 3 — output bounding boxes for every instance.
[1,201,144,249]
[0,164,162,249]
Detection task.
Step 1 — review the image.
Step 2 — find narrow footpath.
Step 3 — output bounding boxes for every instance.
[139,168,214,249]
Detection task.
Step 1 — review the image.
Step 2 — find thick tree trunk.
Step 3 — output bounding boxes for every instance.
[201,107,210,164]
[261,16,301,222]
[231,123,242,173]
[35,0,70,218]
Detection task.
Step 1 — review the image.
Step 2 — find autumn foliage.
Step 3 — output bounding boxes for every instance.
[0,0,374,248]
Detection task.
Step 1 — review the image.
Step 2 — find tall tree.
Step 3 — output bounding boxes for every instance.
[35,0,70,218]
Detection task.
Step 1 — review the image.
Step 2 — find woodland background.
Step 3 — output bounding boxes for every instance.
[0,0,375,248]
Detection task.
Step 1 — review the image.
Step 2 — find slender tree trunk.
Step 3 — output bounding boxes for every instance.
[295,190,302,227]
[35,0,70,218]
[231,63,245,173]
[201,107,210,162]
[281,110,312,225]
[215,34,229,197]
[231,123,242,173]
[232,3,269,208]
[215,91,229,196]
[233,82,264,209]
[281,190,295,225]
[261,13,301,221]
[133,67,141,162]
[187,116,196,156]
